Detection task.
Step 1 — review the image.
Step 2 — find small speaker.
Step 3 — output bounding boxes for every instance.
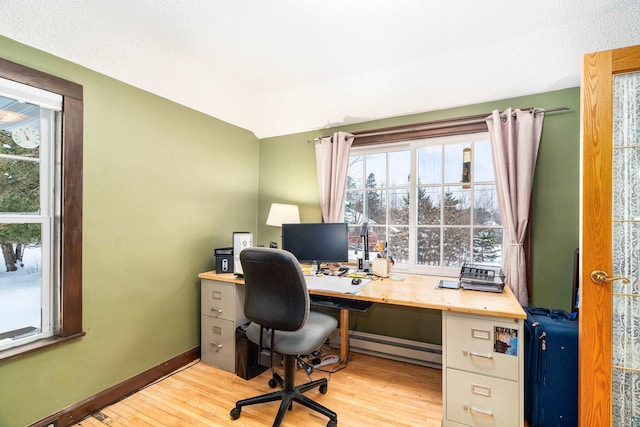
[233,232,253,276]
[214,247,233,273]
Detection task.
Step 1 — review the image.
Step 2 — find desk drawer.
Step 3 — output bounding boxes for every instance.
[201,279,236,321]
[201,315,235,371]
[446,368,519,427]
[446,313,520,381]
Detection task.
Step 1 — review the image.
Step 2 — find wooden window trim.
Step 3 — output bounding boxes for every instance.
[0,57,84,362]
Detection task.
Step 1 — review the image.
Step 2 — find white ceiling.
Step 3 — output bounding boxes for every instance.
[1,1,639,138]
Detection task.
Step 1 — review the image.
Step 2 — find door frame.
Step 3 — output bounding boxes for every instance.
[580,44,640,426]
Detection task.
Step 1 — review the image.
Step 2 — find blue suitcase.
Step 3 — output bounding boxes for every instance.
[524,306,578,427]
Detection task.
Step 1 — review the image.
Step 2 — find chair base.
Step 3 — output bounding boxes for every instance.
[231,354,338,427]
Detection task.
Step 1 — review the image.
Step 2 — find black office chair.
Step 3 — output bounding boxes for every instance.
[230,248,338,427]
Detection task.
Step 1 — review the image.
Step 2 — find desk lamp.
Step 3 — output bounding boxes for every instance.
[266,203,300,248]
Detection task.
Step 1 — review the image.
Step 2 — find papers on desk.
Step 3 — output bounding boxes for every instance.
[305,275,371,294]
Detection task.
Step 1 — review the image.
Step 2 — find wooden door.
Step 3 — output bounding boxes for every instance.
[580,45,640,426]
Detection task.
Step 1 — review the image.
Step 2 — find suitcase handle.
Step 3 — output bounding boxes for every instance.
[526,306,573,320]
[462,349,494,360]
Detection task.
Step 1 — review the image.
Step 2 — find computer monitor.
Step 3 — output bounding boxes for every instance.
[282,222,349,267]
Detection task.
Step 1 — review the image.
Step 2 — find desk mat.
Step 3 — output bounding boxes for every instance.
[305,275,371,294]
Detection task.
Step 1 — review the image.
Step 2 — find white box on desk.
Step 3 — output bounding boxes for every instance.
[372,258,390,277]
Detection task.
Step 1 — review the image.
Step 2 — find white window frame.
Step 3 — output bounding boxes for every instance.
[0,78,62,351]
[346,132,503,277]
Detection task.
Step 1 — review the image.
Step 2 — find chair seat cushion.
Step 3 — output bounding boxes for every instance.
[246,311,338,356]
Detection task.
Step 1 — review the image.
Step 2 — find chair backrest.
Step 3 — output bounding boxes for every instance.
[240,247,310,332]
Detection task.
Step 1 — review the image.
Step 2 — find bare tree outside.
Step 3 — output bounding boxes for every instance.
[344,140,503,270]
[0,130,41,273]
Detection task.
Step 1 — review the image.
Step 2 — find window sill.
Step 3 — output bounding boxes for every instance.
[0,332,85,363]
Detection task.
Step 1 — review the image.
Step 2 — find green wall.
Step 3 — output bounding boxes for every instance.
[0,36,260,427]
[258,88,581,341]
[0,33,581,426]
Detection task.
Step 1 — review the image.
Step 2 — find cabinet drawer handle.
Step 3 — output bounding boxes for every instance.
[209,341,223,351]
[209,306,223,315]
[462,349,493,360]
[463,405,494,417]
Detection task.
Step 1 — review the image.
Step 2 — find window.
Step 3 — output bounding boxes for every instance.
[0,58,83,358]
[344,132,503,276]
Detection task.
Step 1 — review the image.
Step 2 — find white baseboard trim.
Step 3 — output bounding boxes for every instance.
[330,330,442,369]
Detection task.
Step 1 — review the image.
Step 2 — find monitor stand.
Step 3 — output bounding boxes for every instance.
[311,260,320,274]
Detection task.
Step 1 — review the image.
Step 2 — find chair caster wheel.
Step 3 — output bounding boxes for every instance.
[268,378,278,388]
[327,420,337,427]
[230,407,241,420]
[319,384,328,394]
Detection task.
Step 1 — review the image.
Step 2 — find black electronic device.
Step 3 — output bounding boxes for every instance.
[459,262,505,293]
[235,323,268,380]
[281,222,349,268]
[215,247,234,273]
[337,266,349,276]
[571,248,579,316]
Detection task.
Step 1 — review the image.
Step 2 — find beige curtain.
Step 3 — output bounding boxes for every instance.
[315,131,354,222]
[486,108,544,305]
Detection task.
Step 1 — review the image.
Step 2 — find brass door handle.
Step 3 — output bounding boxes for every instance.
[590,270,630,285]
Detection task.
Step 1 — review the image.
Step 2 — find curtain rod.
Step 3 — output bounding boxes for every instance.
[309,106,570,142]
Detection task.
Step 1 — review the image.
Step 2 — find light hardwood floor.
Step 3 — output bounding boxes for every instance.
[72,351,443,427]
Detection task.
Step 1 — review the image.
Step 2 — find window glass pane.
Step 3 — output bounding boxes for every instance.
[444,143,470,184]
[344,190,363,224]
[417,146,440,185]
[389,226,409,264]
[417,187,441,225]
[370,226,387,255]
[444,186,470,225]
[417,227,440,265]
[0,158,40,214]
[365,189,386,225]
[0,100,41,214]
[443,227,470,266]
[388,150,409,187]
[389,188,409,225]
[347,155,363,189]
[473,140,494,182]
[365,153,385,188]
[0,224,42,339]
[473,228,503,264]
[475,184,501,226]
[346,131,503,273]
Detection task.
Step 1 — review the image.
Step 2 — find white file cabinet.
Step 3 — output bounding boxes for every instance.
[442,311,524,427]
[200,279,247,372]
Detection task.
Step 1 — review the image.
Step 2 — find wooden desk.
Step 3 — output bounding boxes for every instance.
[198,271,526,426]
[199,271,525,358]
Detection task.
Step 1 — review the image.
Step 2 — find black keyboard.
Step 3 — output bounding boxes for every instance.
[310,295,373,312]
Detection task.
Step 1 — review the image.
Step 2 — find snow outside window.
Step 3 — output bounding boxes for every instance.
[0,78,61,351]
[344,133,504,277]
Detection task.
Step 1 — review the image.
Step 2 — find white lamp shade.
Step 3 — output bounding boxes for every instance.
[266,203,300,227]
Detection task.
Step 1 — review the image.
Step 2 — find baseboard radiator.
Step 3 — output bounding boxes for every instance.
[330,330,442,369]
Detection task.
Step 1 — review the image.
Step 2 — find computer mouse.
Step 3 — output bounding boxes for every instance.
[351,278,362,285]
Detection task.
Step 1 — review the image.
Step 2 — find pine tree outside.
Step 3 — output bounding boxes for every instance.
[344,134,503,276]
[0,95,46,344]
